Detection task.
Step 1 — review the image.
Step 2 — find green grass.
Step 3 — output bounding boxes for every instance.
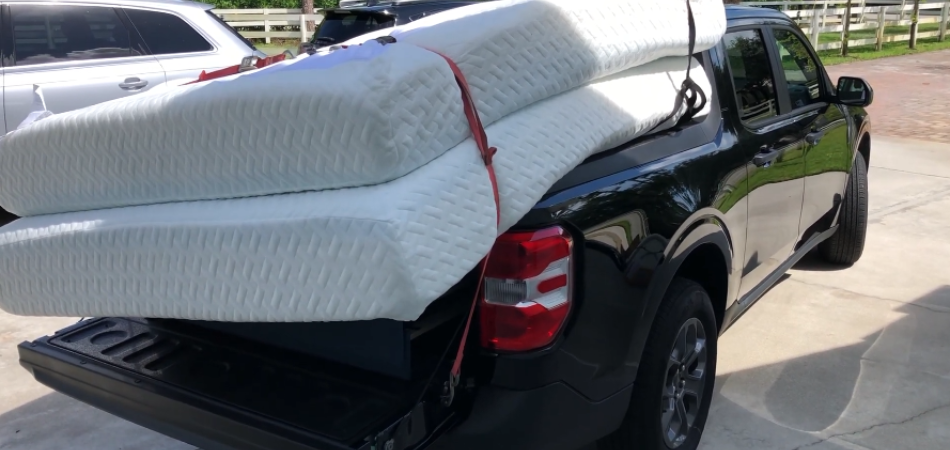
[819,35,950,65]
[255,41,300,56]
[811,22,950,65]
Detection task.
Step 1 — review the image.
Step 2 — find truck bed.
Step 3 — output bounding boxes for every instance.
[17,281,477,450]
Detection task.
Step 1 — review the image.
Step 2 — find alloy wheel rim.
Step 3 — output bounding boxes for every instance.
[661,316,708,448]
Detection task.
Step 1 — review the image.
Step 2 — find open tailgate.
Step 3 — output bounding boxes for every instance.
[18,317,464,450]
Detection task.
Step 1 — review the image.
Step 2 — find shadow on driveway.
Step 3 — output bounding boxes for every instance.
[0,388,195,450]
[792,250,852,273]
[701,285,950,450]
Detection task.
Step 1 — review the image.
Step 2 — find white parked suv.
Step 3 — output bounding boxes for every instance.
[1,0,266,134]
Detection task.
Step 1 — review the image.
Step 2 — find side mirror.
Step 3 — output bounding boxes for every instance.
[836,76,873,107]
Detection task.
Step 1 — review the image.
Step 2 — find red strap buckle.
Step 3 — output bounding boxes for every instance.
[483,146,497,166]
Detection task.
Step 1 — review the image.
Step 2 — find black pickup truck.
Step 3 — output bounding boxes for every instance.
[17,6,873,450]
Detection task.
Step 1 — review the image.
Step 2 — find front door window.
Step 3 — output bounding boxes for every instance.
[771,29,823,110]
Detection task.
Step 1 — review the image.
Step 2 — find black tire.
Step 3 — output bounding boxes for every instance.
[597,278,718,450]
[819,151,869,265]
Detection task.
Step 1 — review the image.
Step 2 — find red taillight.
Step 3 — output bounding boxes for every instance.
[479,226,574,352]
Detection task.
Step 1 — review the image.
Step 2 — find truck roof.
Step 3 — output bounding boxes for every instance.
[725,4,792,22]
[334,0,486,13]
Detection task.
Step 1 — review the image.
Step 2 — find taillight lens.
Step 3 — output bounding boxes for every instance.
[479,226,574,352]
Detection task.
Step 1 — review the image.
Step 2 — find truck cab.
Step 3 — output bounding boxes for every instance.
[16,6,872,450]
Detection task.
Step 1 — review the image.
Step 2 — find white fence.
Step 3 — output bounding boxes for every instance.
[213,8,324,43]
[740,1,950,51]
[215,1,950,49]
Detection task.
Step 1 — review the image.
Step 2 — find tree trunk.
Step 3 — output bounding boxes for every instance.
[842,0,853,56]
[910,0,921,49]
[302,0,315,34]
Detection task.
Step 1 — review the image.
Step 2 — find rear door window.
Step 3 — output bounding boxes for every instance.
[723,29,779,124]
[11,4,135,67]
[124,8,213,55]
[313,11,396,46]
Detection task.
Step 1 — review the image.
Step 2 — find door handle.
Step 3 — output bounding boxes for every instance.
[119,78,148,90]
[753,147,782,167]
[805,130,825,146]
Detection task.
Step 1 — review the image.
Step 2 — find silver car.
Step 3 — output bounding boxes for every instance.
[2,0,267,134]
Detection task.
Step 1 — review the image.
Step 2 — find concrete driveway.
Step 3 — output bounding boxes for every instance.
[3,58,950,449]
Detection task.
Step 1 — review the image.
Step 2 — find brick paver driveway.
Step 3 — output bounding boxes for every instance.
[827,50,950,143]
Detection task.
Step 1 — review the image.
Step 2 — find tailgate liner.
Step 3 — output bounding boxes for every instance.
[19,318,448,450]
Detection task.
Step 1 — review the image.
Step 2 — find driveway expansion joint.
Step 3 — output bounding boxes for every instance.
[788,403,950,450]
[786,278,950,315]
[870,166,950,180]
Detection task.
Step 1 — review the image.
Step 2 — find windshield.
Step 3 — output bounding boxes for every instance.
[206,11,259,51]
[312,11,396,46]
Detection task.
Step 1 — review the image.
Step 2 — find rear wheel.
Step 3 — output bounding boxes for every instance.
[597,278,718,450]
[819,151,869,265]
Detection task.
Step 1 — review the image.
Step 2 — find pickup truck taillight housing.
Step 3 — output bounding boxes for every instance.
[479,226,573,352]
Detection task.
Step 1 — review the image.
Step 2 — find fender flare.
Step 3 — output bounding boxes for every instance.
[855,127,872,166]
[851,110,872,166]
[624,209,736,362]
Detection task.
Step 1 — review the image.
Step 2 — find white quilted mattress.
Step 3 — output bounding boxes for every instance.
[0,57,711,322]
[0,0,725,216]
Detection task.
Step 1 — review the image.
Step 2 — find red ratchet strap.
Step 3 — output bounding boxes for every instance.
[432,51,500,405]
[185,53,289,85]
[436,54,500,224]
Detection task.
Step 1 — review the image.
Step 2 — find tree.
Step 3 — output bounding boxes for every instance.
[302,0,314,32]
[302,0,336,33]
[910,0,921,49]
